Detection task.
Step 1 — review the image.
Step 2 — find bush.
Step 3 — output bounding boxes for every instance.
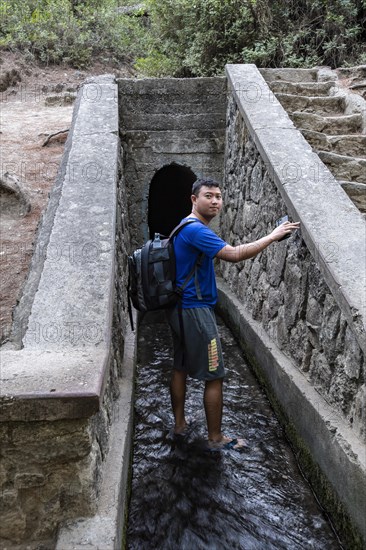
[0,0,364,73]
[0,0,147,68]
[137,0,366,76]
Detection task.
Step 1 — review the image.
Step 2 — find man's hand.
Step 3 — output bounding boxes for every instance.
[216,220,300,263]
[270,220,300,242]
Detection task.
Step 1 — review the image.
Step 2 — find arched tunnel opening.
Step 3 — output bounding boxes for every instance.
[148,163,197,239]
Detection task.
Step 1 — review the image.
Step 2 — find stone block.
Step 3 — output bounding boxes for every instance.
[328,361,358,415]
[0,490,27,541]
[301,340,314,373]
[284,260,304,329]
[290,112,362,134]
[276,305,289,350]
[349,384,366,441]
[289,320,308,367]
[268,240,287,287]
[248,160,263,203]
[319,151,366,183]
[267,287,283,319]
[268,80,334,96]
[15,472,46,489]
[307,262,327,304]
[259,67,318,83]
[0,489,18,512]
[249,258,261,287]
[340,181,366,214]
[309,349,333,391]
[10,420,91,463]
[276,94,345,116]
[0,463,7,488]
[306,296,322,330]
[0,510,27,541]
[306,324,321,350]
[343,326,362,380]
[320,294,341,364]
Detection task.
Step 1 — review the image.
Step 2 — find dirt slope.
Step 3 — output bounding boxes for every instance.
[0,51,133,344]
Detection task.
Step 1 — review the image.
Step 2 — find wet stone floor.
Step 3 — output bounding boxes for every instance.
[126,313,342,550]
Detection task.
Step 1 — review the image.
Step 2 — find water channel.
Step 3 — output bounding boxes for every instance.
[126,313,343,549]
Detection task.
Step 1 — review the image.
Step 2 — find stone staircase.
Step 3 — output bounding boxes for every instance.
[260,67,366,215]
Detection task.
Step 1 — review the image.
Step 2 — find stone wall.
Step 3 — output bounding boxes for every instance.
[0,76,134,549]
[218,64,366,544]
[118,77,227,247]
[221,103,365,440]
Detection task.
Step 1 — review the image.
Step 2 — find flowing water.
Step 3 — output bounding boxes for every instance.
[126,313,342,550]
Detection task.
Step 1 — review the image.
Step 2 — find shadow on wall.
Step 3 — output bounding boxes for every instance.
[148,163,196,238]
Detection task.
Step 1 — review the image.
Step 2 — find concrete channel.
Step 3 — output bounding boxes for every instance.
[0,66,365,549]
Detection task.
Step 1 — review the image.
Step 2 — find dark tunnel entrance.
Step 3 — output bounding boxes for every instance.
[148,164,196,239]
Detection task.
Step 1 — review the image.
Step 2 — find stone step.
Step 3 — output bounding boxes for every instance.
[318,151,366,182]
[276,94,345,116]
[301,130,366,157]
[259,68,318,83]
[269,80,335,97]
[337,65,366,81]
[339,181,366,213]
[290,112,362,134]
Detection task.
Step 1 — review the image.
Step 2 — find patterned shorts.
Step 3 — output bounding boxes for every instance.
[166,307,225,381]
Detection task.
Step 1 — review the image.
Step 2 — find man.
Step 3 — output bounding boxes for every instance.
[167,178,300,450]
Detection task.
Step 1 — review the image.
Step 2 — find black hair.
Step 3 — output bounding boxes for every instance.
[192,178,221,197]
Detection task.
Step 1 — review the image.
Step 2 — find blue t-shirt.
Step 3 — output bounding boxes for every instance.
[174,218,227,308]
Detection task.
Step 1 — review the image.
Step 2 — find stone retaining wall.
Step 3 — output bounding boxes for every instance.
[219,64,366,544]
[118,77,227,247]
[0,75,134,549]
[221,105,365,439]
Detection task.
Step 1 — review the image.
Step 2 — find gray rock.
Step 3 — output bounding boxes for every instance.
[259,68,318,83]
[309,349,333,390]
[0,172,31,217]
[343,326,362,379]
[339,181,366,213]
[268,80,334,97]
[276,94,345,116]
[320,294,341,364]
[290,111,362,134]
[318,151,366,182]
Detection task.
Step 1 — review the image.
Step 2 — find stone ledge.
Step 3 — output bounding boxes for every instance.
[0,74,130,546]
[1,75,119,418]
[226,64,366,353]
[56,318,136,550]
[0,348,109,421]
[217,278,366,545]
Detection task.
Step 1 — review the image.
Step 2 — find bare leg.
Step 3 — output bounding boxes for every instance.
[204,378,224,442]
[170,369,188,434]
[204,378,247,449]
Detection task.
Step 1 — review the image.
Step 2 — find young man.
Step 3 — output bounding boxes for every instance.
[167,178,300,450]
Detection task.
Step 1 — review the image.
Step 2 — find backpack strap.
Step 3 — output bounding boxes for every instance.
[175,251,204,296]
[127,259,135,331]
[168,217,203,239]
[170,218,205,301]
[170,219,206,359]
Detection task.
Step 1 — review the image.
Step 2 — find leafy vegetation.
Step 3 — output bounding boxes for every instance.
[139,0,366,76]
[0,0,365,74]
[0,0,147,68]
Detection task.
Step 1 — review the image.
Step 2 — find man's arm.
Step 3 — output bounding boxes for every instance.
[216,220,300,263]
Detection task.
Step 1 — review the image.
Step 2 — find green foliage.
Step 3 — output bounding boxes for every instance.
[0,0,364,73]
[137,0,366,76]
[0,0,147,67]
[135,51,179,77]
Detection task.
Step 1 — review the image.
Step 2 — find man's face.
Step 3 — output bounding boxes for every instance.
[192,185,223,221]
